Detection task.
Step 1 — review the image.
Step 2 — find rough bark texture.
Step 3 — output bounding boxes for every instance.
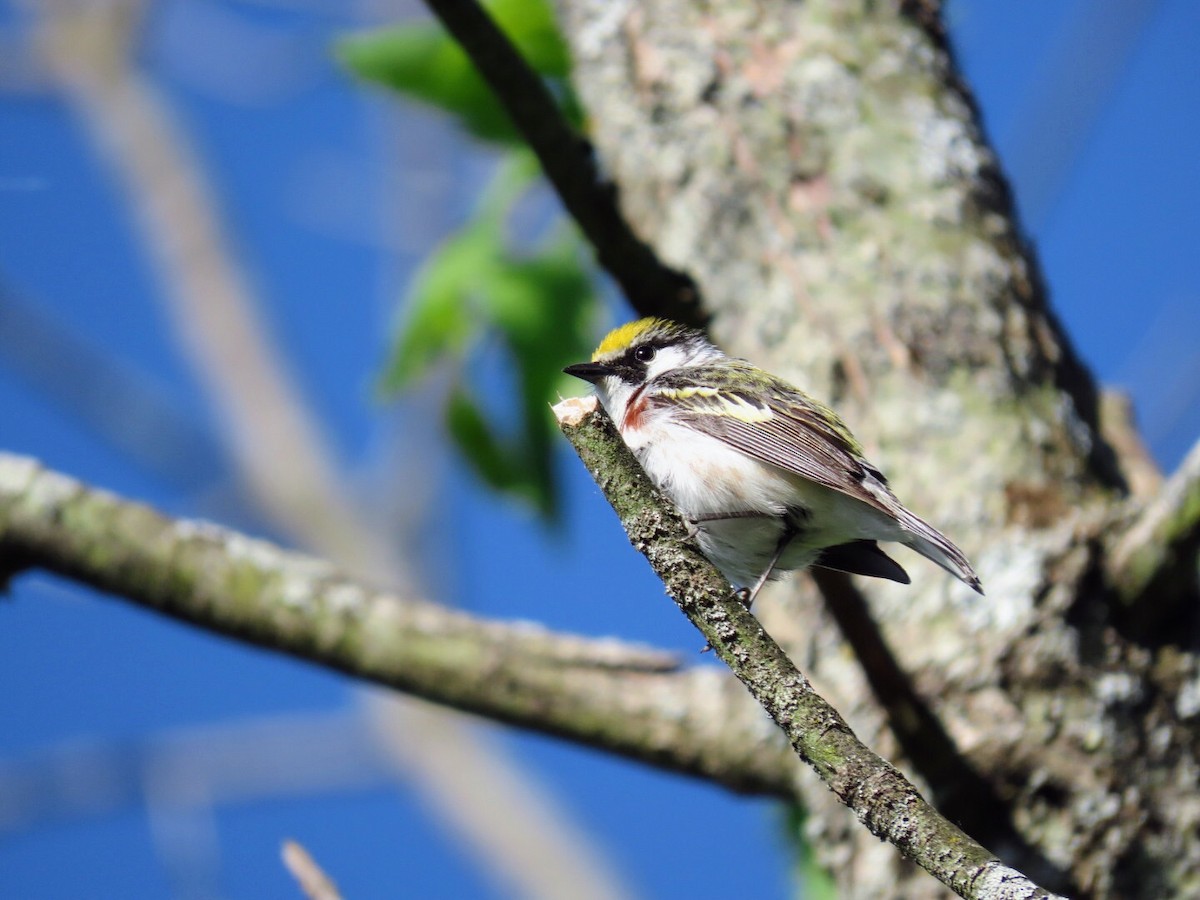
[556,397,1063,900]
[555,1,1200,897]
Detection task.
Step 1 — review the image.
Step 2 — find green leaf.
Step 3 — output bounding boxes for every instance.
[487,0,570,77]
[485,235,595,519]
[445,384,515,491]
[378,151,542,394]
[338,24,519,143]
[376,229,485,392]
[445,379,557,518]
[348,0,595,515]
[474,147,545,226]
[784,806,838,900]
[337,0,577,145]
[379,150,598,518]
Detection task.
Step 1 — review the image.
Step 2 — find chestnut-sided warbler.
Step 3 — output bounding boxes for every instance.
[564,317,983,604]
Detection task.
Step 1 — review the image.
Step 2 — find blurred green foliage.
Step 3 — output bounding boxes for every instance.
[338,0,580,144]
[785,806,836,900]
[340,5,597,518]
[379,152,595,517]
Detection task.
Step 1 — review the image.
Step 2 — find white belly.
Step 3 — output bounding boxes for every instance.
[625,417,899,587]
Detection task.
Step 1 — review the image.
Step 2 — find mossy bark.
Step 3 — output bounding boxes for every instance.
[555,1,1200,896]
[556,398,1062,899]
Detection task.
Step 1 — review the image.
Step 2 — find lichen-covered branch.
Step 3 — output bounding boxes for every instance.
[0,451,795,796]
[1107,436,1200,617]
[554,397,1063,900]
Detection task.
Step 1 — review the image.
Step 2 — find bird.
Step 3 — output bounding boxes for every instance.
[563,317,983,606]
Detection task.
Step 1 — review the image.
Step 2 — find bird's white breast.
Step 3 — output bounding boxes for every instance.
[626,414,795,519]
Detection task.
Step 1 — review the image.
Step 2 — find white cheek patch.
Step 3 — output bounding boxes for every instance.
[644,345,694,379]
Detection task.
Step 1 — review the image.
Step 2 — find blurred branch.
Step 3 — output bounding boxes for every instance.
[553,397,1063,900]
[417,0,701,325]
[282,840,344,900]
[1100,390,1164,502]
[31,0,381,576]
[27,2,634,896]
[0,281,227,489]
[365,694,638,900]
[1107,435,1200,610]
[1112,295,1200,462]
[0,708,381,837]
[1005,0,1163,229]
[0,452,799,799]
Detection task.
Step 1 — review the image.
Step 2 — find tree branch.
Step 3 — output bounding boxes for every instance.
[1099,390,1163,502]
[554,396,1063,900]
[418,0,701,325]
[282,840,344,900]
[810,570,1074,893]
[1107,435,1200,630]
[0,451,797,798]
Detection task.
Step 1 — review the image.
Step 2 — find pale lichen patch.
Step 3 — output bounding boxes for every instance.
[0,454,42,497]
[324,582,368,616]
[1095,672,1142,706]
[23,464,83,511]
[172,517,232,544]
[278,572,316,610]
[1176,670,1200,720]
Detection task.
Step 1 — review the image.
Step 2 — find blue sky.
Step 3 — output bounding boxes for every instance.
[1,1,1196,898]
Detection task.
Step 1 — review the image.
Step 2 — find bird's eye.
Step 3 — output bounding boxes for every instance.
[634,345,656,363]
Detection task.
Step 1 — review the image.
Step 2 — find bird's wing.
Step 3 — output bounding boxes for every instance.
[649,365,896,515]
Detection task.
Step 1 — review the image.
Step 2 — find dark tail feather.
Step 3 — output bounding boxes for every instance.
[815,540,911,585]
[896,508,984,595]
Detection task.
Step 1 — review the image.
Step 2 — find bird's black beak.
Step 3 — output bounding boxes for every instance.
[563,362,611,384]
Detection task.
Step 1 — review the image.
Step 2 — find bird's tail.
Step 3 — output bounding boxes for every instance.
[896,507,984,595]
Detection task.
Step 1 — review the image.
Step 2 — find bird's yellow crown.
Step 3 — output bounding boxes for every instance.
[593,318,692,360]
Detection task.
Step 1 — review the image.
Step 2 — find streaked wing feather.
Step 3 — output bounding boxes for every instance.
[651,366,893,515]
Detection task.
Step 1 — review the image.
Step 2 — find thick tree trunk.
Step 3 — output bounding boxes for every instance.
[556,1,1199,896]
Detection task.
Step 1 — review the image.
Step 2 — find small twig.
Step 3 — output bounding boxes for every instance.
[419,0,701,325]
[555,396,1063,900]
[282,840,343,900]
